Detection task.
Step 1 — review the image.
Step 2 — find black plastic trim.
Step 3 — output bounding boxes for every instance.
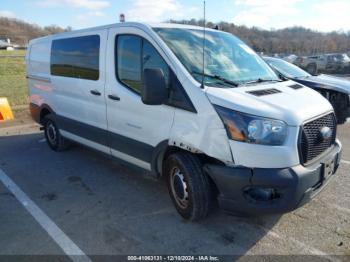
[246,88,281,96]
[164,70,197,113]
[109,131,154,163]
[54,114,154,163]
[29,103,40,123]
[204,142,341,215]
[150,140,170,177]
[29,103,55,124]
[297,112,337,166]
[288,84,304,90]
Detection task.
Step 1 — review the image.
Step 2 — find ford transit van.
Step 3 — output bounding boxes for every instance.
[26,23,342,220]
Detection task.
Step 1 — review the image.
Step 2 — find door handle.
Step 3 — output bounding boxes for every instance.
[90,90,101,96]
[108,94,120,101]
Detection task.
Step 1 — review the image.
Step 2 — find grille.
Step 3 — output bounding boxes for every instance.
[299,113,336,164]
[246,88,281,96]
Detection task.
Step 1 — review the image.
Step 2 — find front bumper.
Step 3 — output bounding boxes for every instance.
[204,142,342,215]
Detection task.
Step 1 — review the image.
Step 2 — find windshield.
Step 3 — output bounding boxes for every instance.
[344,54,350,62]
[336,54,350,62]
[265,58,311,79]
[153,27,279,86]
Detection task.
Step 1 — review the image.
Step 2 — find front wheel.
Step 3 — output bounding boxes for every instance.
[44,115,70,151]
[165,152,213,221]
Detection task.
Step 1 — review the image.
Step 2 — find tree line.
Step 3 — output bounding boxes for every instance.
[0,17,71,46]
[1,16,350,55]
[169,19,350,56]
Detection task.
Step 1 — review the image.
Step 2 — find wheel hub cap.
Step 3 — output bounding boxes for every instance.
[170,168,189,209]
[47,122,57,145]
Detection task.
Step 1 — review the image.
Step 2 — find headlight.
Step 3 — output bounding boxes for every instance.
[214,105,288,145]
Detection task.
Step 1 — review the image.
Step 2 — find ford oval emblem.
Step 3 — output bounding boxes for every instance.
[320,126,332,140]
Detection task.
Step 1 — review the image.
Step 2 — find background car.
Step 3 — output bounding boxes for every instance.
[294,53,350,75]
[265,56,350,124]
[0,38,12,49]
[333,53,350,72]
[282,54,298,64]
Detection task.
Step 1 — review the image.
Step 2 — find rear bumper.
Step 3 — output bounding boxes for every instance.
[29,102,41,124]
[204,142,342,215]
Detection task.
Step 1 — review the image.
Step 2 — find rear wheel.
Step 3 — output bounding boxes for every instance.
[165,152,213,221]
[44,114,70,151]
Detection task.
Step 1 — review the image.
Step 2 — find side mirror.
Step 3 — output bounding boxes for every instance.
[141,68,168,105]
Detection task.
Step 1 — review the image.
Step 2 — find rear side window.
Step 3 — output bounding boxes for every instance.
[116,35,169,94]
[28,41,51,75]
[51,35,100,80]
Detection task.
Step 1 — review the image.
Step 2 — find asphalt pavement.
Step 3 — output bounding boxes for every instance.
[0,113,349,261]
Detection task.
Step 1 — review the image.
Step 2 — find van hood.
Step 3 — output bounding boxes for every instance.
[205,80,333,126]
[292,74,350,95]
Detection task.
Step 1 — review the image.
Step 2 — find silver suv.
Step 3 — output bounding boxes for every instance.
[295,53,350,75]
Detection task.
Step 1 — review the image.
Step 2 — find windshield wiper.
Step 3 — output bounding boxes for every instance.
[192,71,240,87]
[244,78,282,85]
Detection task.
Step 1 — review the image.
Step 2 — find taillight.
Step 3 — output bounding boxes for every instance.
[0,112,3,121]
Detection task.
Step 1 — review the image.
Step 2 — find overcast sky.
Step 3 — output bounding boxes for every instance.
[1,0,349,32]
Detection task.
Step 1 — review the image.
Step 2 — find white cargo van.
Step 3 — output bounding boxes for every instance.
[26,23,342,220]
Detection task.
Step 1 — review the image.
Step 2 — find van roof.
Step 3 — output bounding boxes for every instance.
[29,22,223,44]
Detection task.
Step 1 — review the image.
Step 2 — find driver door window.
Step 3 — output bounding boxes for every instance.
[116,35,170,94]
[142,40,170,88]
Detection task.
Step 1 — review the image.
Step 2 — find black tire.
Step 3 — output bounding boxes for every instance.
[43,114,70,151]
[306,63,317,75]
[165,152,213,221]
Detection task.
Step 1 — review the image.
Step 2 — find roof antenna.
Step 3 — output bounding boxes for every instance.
[200,0,206,89]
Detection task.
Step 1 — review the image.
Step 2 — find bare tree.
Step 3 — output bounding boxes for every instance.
[0,17,72,46]
[169,19,350,55]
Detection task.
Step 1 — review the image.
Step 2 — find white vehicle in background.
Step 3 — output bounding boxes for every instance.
[26,22,342,221]
[282,54,298,64]
[0,38,12,49]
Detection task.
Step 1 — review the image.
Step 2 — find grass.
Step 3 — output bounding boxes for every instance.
[0,50,27,106]
[0,50,26,56]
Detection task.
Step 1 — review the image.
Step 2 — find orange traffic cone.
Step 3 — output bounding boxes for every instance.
[0,98,14,121]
